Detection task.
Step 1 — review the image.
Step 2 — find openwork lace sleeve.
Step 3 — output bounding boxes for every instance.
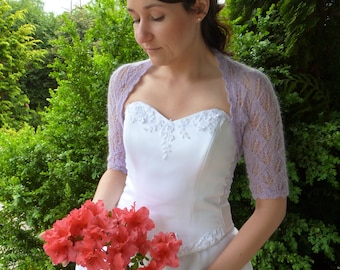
[106,66,129,174]
[242,73,289,199]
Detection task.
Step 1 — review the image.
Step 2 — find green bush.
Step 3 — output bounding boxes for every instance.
[228,3,340,269]
[0,0,339,269]
[0,1,144,268]
[0,0,45,129]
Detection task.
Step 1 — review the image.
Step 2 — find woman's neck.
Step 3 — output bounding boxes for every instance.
[154,47,219,83]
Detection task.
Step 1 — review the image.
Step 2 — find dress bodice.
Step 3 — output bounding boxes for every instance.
[117,101,238,255]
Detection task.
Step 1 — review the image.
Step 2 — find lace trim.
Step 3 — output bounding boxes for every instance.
[177,228,226,256]
[126,101,228,159]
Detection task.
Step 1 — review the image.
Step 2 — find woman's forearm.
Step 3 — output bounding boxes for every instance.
[208,197,287,270]
[92,169,126,210]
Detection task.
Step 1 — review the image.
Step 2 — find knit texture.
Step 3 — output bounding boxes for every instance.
[106,51,289,199]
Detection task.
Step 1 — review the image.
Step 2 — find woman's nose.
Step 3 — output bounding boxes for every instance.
[134,21,153,44]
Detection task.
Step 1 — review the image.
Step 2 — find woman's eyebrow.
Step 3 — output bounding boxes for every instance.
[127,3,165,12]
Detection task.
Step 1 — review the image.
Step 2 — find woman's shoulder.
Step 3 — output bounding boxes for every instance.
[108,59,152,103]
[217,53,274,101]
[218,53,269,82]
[111,59,152,83]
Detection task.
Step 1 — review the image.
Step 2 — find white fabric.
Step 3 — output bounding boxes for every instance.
[76,229,252,270]
[164,228,252,270]
[76,101,253,269]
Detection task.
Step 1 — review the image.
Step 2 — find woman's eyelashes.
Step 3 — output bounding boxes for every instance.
[152,15,165,22]
[132,18,140,24]
[131,15,165,24]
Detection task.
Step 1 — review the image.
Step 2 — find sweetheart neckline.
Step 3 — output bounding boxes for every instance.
[126,101,229,123]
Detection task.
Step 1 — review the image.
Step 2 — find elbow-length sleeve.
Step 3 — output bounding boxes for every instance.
[242,72,289,199]
[106,66,129,174]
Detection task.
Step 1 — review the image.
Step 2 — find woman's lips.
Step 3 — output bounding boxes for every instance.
[144,47,161,53]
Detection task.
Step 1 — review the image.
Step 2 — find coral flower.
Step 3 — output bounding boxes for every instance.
[42,200,181,270]
[149,232,182,268]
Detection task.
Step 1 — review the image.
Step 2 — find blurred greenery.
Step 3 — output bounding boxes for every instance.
[0,0,339,269]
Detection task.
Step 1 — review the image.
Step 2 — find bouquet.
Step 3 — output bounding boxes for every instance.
[41,200,182,270]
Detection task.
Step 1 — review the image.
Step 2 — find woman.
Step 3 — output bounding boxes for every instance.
[77,0,289,269]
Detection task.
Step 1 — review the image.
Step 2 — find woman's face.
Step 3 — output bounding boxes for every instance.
[127,0,201,66]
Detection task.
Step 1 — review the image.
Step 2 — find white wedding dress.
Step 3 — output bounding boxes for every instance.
[76,101,252,270]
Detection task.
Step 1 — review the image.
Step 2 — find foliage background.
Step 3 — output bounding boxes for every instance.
[0,0,339,269]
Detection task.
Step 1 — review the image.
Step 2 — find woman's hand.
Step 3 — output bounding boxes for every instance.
[207,197,287,270]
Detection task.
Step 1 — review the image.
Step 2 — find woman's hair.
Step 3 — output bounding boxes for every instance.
[159,0,232,54]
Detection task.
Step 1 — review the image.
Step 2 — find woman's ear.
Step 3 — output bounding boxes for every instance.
[194,0,210,19]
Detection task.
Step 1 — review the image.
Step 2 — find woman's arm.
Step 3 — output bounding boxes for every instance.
[92,169,126,210]
[95,65,131,210]
[207,70,289,269]
[208,196,287,270]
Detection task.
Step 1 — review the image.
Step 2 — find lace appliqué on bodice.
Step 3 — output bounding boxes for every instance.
[178,228,227,256]
[126,101,228,159]
[123,101,237,255]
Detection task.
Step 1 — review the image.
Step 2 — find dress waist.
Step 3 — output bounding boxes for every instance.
[118,176,234,256]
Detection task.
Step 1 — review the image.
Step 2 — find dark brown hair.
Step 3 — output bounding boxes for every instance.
[159,0,231,54]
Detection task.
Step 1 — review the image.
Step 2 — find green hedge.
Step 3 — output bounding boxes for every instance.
[0,1,339,269]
